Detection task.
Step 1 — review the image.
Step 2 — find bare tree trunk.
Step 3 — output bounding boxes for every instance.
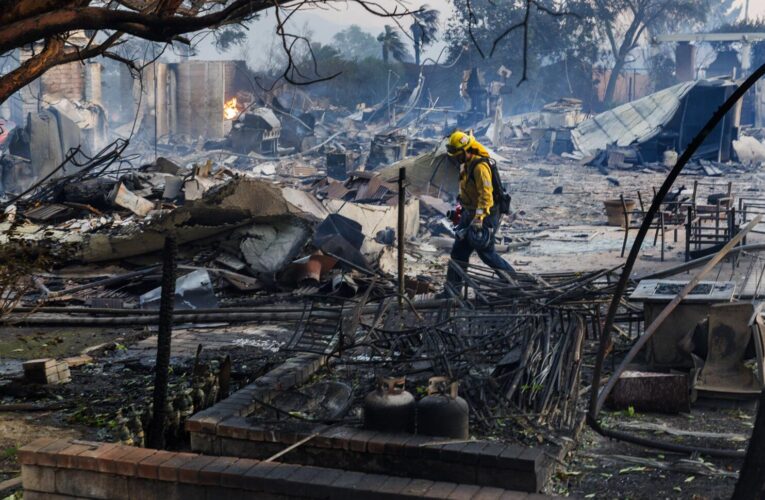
[733,390,765,499]
[603,57,626,108]
[146,235,177,449]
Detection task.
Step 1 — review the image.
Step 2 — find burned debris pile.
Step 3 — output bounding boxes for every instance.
[5,52,765,499]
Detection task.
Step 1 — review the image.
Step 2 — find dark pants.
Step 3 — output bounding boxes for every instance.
[446,210,514,287]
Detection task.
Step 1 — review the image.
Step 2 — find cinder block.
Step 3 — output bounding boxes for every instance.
[477,442,507,466]
[198,456,239,486]
[473,486,507,500]
[21,465,55,493]
[77,442,121,471]
[329,470,366,492]
[348,430,376,453]
[36,440,77,467]
[96,445,136,474]
[402,478,436,496]
[365,433,389,454]
[55,469,129,500]
[136,450,176,480]
[217,418,250,440]
[237,462,282,491]
[17,438,59,465]
[174,482,208,500]
[176,454,218,484]
[156,452,198,482]
[55,443,96,469]
[189,431,220,455]
[110,447,158,476]
[447,484,482,500]
[128,477,178,499]
[377,475,413,495]
[218,459,262,490]
[476,466,537,493]
[422,481,458,498]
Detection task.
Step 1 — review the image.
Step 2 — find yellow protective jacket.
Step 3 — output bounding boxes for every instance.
[459,155,493,218]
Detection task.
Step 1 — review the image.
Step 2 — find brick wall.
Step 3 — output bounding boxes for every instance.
[18,438,549,499]
[42,62,85,101]
[186,354,549,493]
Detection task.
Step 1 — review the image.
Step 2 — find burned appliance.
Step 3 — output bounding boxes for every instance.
[229,107,281,155]
[630,279,736,369]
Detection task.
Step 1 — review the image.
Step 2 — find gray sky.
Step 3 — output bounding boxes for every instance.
[195,0,765,68]
[196,1,453,67]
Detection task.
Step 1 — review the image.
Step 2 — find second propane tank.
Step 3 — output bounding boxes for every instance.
[416,376,469,439]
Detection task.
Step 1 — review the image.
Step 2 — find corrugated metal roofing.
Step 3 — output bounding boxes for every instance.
[571,81,696,155]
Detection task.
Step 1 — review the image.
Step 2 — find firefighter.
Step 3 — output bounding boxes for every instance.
[444,130,514,290]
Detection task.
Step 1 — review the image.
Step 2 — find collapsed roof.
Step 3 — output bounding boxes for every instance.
[572,78,741,162]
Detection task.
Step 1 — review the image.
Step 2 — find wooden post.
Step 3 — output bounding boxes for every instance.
[147,235,176,449]
[398,168,406,307]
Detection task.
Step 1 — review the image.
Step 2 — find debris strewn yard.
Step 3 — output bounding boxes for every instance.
[3,2,765,498]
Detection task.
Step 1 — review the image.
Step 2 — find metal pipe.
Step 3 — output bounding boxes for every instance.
[6,300,458,326]
[398,167,406,307]
[13,299,454,316]
[42,267,159,298]
[4,312,333,326]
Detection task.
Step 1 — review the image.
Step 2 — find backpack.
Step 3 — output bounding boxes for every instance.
[468,157,511,215]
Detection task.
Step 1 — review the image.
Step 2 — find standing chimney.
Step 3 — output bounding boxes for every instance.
[675,42,696,82]
[85,61,102,106]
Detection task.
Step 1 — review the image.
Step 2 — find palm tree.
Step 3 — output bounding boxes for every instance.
[377,25,408,64]
[410,5,439,66]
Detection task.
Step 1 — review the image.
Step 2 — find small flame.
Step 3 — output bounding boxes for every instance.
[223,97,238,120]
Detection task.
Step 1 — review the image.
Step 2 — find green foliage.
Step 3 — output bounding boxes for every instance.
[411,4,440,65]
[592,0,708,106]
[214,27,248,52]
[647,50,677,92]
[331,25,379,61]
[712,19,765,70]
[377,25,410,64]
[445,0,600,110]
[273,35,405,107]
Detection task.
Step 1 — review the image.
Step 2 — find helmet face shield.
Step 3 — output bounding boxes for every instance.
[447,131,472,157]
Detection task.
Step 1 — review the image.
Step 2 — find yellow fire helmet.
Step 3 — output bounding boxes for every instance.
[446,130,473,156]
[446,130,490,158]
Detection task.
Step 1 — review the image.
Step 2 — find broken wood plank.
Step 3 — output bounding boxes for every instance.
[263,433,319,463]
[108,182,154,217]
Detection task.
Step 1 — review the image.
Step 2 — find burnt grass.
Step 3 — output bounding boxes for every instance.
[554,404,753,499]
